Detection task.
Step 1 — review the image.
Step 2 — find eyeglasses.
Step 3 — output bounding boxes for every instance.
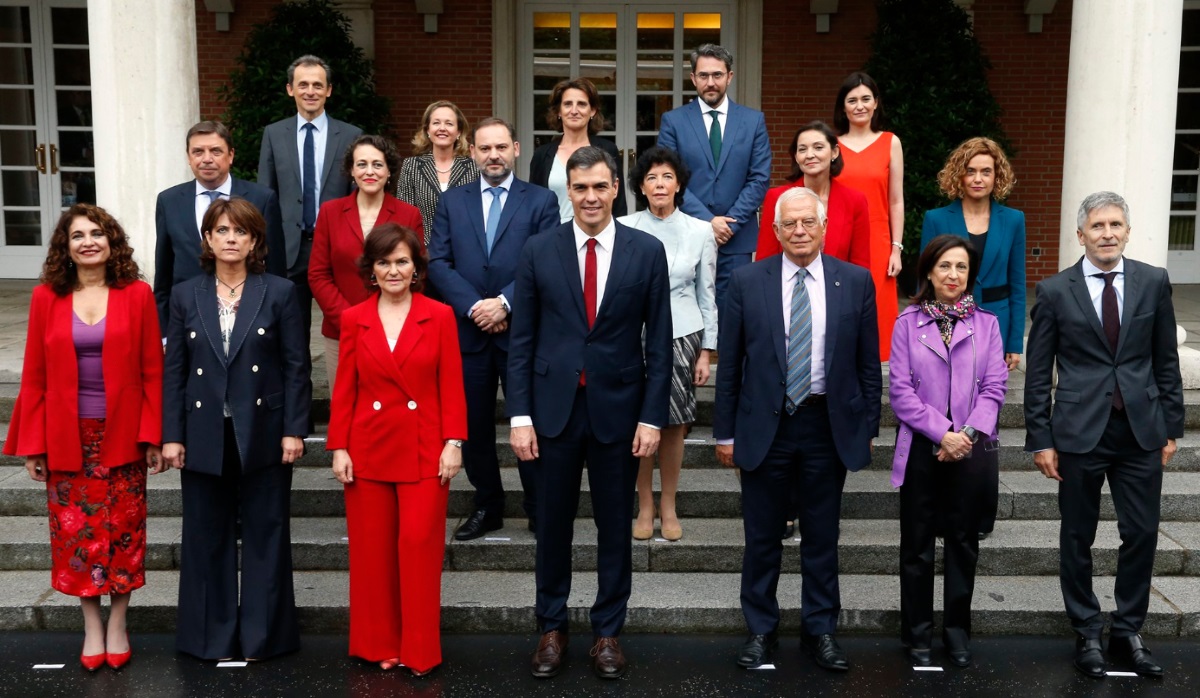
[694,71,727,82]
[777,218,821,233]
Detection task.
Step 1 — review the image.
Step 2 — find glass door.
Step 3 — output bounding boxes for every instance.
[519,2,733,213]
[0,0,92,279]
[1169,4,1200,282]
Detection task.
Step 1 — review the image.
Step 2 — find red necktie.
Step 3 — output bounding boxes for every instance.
[581,238,597,386]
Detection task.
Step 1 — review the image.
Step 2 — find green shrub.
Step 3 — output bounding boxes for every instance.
[219,0,391,181]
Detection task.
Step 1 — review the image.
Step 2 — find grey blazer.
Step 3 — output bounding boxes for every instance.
[257,114,362,271]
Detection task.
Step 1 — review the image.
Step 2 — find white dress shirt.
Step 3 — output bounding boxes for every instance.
[480,172,513,230]
[700,96,728,139]
[194,176,232,235]
[296,111,329,202]
[781,252,827,395]
[1081,256,1125,322]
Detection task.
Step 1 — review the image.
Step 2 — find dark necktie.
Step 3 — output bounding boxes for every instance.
[785,269,812,414]
[1097,271,1124,410]
[302,122,317,231]
[708,110,722,163]
[200,190,222,235]
[581,238,598,386]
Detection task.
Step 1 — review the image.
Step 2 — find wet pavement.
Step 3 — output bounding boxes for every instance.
[1,632,1196,697]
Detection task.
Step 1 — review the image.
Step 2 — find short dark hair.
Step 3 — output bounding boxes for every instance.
[186,120,233,151]
[545,78,605,134]
[690,43,733,72]
[342,134,401,192]
[786,120,843,183]
[357,223,428,293]
[833,72,883,135]
[288,54,331,85]
[914,234,979,304]
[565,146,618,184]
[628,146,689,209]
[43,204,141,296]
[471,116,517,143]
[199,198,268,275]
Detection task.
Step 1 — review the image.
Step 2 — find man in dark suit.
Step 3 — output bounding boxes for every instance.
[657,43,771,309]
[428,117,560,541]
[714,187,880,672]
[258,55,362,342]
[508,147,671,680]
[154,120,286,329]
[1024,191,1183,679]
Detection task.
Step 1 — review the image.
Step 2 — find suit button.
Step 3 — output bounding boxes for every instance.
[189,331,197,339]
[921,334,926,339]
[257,328,266,335]
[408,400,417,410]
[483,265,489,271]
[773,410,779,416]
[196,368,203,375]
[252,365,259,372]
[195,401,202,408]
[257,398,262,405]
[373,401,382,410]
[780,380,785,386]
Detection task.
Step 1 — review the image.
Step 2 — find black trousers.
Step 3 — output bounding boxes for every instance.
[535,388,637,638]
[1058,409,1162,639]
[740,401,846,636]
[899,433,988,647]
[177,419,299,660]
[462,345,536,519]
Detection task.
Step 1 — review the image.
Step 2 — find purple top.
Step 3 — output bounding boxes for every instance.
[73,312,106,418]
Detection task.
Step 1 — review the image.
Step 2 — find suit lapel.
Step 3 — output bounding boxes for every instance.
[822,258,843,368]
[225,274,265,364]
[716,103,741,174]
[762,261,787,376]
[390,295,430,378]
[193,276,226,366]
[1116,259,1137,357]
[555,226,588,325]
[1066,261,1110,350]
[976,201,1000,283]
[181,183,202,241]
[468,185,488,254]
[493,179,526,250]
[685,100,716,170]
[593,225,633,329]
[320,118,342,189]
[344,196,365,243]
[280,122,302,190]
[358,297,410,394]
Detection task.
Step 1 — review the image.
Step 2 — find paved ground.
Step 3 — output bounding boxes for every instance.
[1,632,1196,697]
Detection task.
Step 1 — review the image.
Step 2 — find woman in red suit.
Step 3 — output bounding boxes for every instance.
[4,204,165,671]
[756,120,870,267]
[309,134,423,390]
[327,223,467,676]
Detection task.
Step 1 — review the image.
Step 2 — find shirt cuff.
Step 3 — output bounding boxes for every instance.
[716,438,734,446]
[498,294,510,313]
[467,300,481,319]
[510,416,533,428]
[638,422,660,430]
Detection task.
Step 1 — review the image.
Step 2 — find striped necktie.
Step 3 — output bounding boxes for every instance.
[785,268,812,414]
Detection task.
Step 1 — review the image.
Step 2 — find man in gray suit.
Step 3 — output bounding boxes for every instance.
[1024,191,1183,679]
[258,54,362,342]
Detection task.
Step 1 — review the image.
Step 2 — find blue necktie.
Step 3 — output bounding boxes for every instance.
[485,187,504,255]
[302,122,316,231]
[785,269,812,414]
[200,190,222,235]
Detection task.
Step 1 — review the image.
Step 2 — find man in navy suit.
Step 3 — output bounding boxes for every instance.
[715,187,881,672]
[428,116,560,541]
[154,120,286,329]
[258,55,362,344]
[658,43,771,309]
[508,147,671,680]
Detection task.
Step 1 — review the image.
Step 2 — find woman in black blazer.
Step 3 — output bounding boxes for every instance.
[162,197,312,661]
[528,77,627,221]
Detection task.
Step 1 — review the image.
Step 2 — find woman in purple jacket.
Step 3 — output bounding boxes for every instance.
[888,234,1007,668]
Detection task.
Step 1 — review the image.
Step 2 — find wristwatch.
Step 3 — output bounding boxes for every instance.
[960,426,980,444]
[446,439,464,448]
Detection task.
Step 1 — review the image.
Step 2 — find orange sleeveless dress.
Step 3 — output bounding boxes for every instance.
[838,131,898,361]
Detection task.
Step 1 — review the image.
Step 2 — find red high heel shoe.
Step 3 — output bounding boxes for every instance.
[105,633,131,670]
[80,651,106,672]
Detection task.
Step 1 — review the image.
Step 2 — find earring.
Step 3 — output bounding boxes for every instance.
[370,273,378,285]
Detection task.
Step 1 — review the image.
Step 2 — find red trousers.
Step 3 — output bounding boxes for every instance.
[344,475,449,671]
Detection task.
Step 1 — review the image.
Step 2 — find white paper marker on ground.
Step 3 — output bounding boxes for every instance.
[217,661,249,668]
[749,664,776,670]
[914,666,944,672]
[484,537,511,542]
[1106,671,1138,677]
[32,664,64,669]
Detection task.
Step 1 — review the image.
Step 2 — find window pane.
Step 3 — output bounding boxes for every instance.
[1183,9,1200,47]
[1178,93,1200,130]
[2,170,39,207]
[57,131,94,167]
[683,13,721,49]
[1,129,37,167]
[637,53,675,91]
[636,94,675,132]
[56,89,92,126]
[533,53,570,91]
[51,7,88,45]
[0,7,32,43]
[3,210,41,246]
[597,94,616,132]
[54,48,90,86]
[1174,133,1200,171]
[580,53,615,90]
[533,13,570,50]
[61,171,95,206]
[1172,174,1198,212]
[580,13,616,51]
[533,92,552,132]
[1181,51,1200,89]
[1169,216,1196,251]
[0,48,34,85]
[637,13,674,51]
[0,88,36,125]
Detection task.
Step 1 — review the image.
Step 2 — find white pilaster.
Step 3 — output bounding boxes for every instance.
[89,0,199,280]
[1057,0,1182,269]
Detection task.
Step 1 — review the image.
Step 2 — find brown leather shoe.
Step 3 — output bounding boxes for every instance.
[591,636,626,679]
[531,630,568,678]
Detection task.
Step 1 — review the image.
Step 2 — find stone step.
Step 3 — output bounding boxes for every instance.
[3,516,1195,577]
[0,569,1192,637]
[2,466,1200,522]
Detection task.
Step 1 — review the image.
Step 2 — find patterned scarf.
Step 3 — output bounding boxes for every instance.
[920,293,977,346]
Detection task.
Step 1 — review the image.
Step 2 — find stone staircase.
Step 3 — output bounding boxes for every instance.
[3,368,1200,638]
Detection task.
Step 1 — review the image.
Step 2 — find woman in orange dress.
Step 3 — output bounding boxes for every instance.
[834,72,905,361]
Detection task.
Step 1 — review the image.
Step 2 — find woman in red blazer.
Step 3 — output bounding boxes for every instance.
[755,120,870,267]
[326,223,466,676]
[309,134,423,390]
[4,204,165,671]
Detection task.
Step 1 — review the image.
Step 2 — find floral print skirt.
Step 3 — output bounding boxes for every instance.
[45,418,147,597]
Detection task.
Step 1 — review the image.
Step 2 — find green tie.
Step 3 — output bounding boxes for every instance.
[708,110,722,164]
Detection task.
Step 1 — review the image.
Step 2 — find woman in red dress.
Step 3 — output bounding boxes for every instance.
[327,223,467,676]
[834,72,906,361]
[4,204,165,671]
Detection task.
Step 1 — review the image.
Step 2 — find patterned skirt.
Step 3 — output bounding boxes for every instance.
[667,331,704,426]
[45,418,147,597]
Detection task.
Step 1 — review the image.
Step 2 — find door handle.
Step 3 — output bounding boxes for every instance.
[625,148,636,174]
[49,144,59,174]
[36,144,46,174]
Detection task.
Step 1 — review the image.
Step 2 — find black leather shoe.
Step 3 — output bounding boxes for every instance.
[454,510,502,541]
[801,633,849,672]
[943,630,971,667]
[908,647,932,666]
[736,632,778,668]
[1108,634,1163,677]
[1073,636,1106,678]
[782,521,795,539]
[978,531,990,541]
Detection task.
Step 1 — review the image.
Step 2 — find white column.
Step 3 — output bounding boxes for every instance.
[1058,0,1182,269]
[89,0,199,280]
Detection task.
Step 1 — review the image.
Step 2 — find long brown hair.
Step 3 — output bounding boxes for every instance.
[42,204,141,296]
[198,198,268,274]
